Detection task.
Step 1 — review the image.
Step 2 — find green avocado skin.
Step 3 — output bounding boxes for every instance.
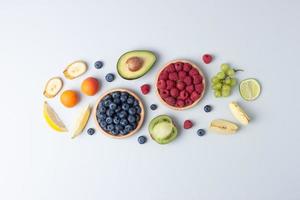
[148,115,178,144]
[117,50,156,80]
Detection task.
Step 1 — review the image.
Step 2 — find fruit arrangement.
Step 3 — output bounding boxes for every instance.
[156,60,205,110]
[42,50,261,145]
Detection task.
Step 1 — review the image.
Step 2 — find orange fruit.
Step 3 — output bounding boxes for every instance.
[81,77,100,96]
[60,90,79,108]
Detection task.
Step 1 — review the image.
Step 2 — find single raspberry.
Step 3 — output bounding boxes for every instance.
[165,96,176,106]
[160,89,169,98]
[186,85,195,94]
[176,99,185,107]
[166,80,175,90]
[176,81,186,91]
[185,98,193,105]
[195,84,204,93]
[168,72,178,81]
[157,80,166,89]
[183,63,192,72]
[174,62,183,71]
[178,71,187,80]
[166,64,176,73]
[170,88,179,98]
[189,68,199,76]
[158,71,169,80]
[202,54,213,64]
[193,75,202,84]
[183,120,193,129]
[179,90,189,100]
[190,91,200,101]
[184,76,192,85]
[141,84,150,95]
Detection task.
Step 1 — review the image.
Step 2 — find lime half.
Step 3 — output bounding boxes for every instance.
[239,78,261,101]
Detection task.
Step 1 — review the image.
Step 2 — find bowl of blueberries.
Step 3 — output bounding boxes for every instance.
[94,88,145,138]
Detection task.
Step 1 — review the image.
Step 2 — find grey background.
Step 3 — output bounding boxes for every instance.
[0,0,299,200]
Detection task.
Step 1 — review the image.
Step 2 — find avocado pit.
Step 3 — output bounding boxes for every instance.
[126,56,144,72]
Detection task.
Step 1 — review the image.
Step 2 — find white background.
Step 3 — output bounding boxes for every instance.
[0,0,300,200]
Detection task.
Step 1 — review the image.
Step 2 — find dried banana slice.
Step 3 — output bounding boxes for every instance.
[229,102,250,125]
[209,119,239,134]
[43,77,63,98]
[63,60,88,79]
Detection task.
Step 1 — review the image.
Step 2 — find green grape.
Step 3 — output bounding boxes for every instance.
[230,78,237,86]
[224,78,231,85]
[213,83,222,90]
[214,90,222,97]
[217,71,226,79]
[211,76,220,84]
[222,84,231,92]
[222,90,230,97]
[226,69,235,77]
[221,64,230,72]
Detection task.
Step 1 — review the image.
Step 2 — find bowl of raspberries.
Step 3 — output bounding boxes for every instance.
[93,88,145,138]
[156,60,206,110]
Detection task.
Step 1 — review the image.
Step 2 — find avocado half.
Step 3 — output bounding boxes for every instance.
[117,50,156,80]
[148,115,178,144]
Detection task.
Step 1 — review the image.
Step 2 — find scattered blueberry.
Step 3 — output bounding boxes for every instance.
[87,128,95,135]
[94,61,104,69]
[150,104,157,110]
[197,129,206,136]
[105,73,115,82]
[204,105,212,112]
[138,136,147,144]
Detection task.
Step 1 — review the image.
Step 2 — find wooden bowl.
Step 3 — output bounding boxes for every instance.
[155,59,206,110]
[93,88,145,139]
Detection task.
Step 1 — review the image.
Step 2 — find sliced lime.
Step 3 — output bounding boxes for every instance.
[239,78,261,101]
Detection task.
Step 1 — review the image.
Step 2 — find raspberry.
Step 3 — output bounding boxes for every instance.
[195,84,204,93]
[168,72,178,81]
[158,71,169,80]
[185,98,193,105]
[178,71,187,80]
[141,84,150,95]
[160,89,169,98]
[183,63,192,72]
[166,64,176,73]
[170,88,179,98]
[202,54,213,64]
[183,120,193,129]
[174,62,183,71]
[176,81,186,91]
[189,68,199,76]
[184,76,192,85]
[190,91,200,101]
[179,90,189,100]
[186,85,194,94]
[176,99,185,107]
[193,75,202,84]
[165,96,176,106]
[166,80,175,90]
[157,80,166,90]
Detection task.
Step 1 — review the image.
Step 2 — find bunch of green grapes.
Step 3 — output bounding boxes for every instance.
[211,64,237,97]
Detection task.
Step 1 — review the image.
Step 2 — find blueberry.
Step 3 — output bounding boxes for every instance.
[113,98,121,105]
[96,110,101,117]
[106,109,114,117]
[204,105,212,112]
[130,122,137,129]
[128,115,136,123]
[98,113,106,120]
[122,103,129,110]
[99,106,106,113]
[104,99,112,107]
[127,97,134,104]
[119,130,126,135]
[115,105,122,112]
[128,107,136,115]
[107,124,114,131]
[106,117,113,124]
[94,61,103,69]
[135,106,142,113]
[115,125,123,131]
[113,116,120,124]
[109,103,117,110]
[120,118,128,126]
[105,73,115,82]
[87,128,95,135]
[104,95,112,101]
[135,115,140,122]
[111,130,119,135]
[118,111,127,119]
[133,100,139,106]
[197,129,206,136]
[100,121,107,128]
[120,94,128,102]
[112,92,121,99]
[150,104,157,110]
[138,136,147,144]
[125,125,133,132]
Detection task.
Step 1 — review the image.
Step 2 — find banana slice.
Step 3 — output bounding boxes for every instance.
[71,105,91,139]
[63,60,88,79]
[229,102,250,125]
[43,77,63,98]
[209,119,239,134]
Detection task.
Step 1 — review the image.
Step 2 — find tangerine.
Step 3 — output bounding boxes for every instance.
[60,90,79,108]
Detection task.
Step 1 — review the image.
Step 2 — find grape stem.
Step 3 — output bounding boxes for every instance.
[233,69,244,72]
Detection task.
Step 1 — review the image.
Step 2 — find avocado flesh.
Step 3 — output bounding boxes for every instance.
[117,50,156,80]
[149,115,178,144]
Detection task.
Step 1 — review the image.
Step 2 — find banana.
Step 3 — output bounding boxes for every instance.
[229,102,250,125]
[43,77,63,98]
[209,119,239,134]
[71,105,91,139]
[63,60,88,79]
